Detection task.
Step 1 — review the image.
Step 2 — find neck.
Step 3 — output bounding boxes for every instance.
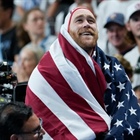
[0,20,14,34]
[85,48,94,56]
[29,33,45,45]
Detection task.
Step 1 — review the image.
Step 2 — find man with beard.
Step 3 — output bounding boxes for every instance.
[124,1,140,89]
[25,7,140,140]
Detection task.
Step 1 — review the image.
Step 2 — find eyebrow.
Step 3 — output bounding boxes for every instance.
[74,15,95,21]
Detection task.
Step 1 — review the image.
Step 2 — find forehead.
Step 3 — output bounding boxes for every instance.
[28,10,43,18]
[20,49,34,57]
[71,9,95,20]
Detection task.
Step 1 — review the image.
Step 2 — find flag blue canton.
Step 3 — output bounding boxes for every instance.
[94,46,140,140]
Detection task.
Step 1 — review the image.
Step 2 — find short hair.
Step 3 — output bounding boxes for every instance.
[0,0,14,18]
[0,102,33,140]
[0,0,14,10]
[20,46,45,64]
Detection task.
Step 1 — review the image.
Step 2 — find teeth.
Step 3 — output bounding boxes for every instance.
[82,32,91,35]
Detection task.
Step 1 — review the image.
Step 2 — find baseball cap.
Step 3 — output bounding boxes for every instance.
[104,13,125,28]
[126,1,140,22]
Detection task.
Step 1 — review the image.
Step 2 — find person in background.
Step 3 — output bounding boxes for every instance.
[0,0,20,64]
[12,46,44,83]
[25,7,140,139]
[15,19,31,51]
[46,0,74,35]
[23,8,56,51]
[124,1,140,89]
[0,101,45,140]
[69,0,93,12]
[103,12,134,56]
[96,0,133,50]
[13,0,47,21]
[21,7,56,52]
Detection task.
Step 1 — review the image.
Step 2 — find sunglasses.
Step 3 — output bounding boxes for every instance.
[17,118,43,138]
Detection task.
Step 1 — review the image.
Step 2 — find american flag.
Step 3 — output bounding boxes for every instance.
[25,8,140,140]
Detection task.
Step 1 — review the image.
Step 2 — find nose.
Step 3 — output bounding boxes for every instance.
[83,20,90,28]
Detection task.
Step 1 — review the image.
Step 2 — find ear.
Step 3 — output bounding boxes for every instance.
[10,134,19,140]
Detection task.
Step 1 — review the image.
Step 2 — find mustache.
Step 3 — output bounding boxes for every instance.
[79,28,96,35]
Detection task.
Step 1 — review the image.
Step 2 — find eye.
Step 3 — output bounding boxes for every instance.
[131,17,140,22]
[76,19,83,23]
[88,19,95,24]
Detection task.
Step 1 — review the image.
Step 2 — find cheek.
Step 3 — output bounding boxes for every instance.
[28,61,36,67]
[69,28,78,39]
[25,62,36,74]
[26,23,35,31]
[107,33,112,38]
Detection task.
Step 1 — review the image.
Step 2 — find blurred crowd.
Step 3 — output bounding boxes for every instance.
[0,0,140,102]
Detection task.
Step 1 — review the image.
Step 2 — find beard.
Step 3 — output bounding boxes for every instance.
[77,28,98,52]
[69,27,98,54]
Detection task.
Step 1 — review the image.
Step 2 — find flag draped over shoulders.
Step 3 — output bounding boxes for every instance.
[25,24,111,139]
[25,8,140,140]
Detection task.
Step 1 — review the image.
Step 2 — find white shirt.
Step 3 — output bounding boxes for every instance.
[124,46,140,88]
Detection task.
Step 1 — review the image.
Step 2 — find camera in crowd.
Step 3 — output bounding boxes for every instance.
[0,61,17,107]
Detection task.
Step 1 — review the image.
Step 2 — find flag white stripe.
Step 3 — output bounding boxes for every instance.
[29,68,96,140]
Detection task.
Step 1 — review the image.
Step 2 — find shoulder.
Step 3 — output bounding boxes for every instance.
[124,46,138,57]
[124,46,139,67]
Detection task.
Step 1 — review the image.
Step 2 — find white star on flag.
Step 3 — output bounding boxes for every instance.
[107,82,112,89]
[129,107,137,115]
[127,126,134,135]
[104,63,110,70]
[132,90,137,97]
[117,82,125,92]
[105,104,109,111]
[126,92,130,100]
[137,121,140,128]
[114,119,123,127]
[111,94,116,102]
[93,50,96,56]
[125,113,128,120]
[107,130,112,135]
[117,101,124,109]
[114,63,122,71]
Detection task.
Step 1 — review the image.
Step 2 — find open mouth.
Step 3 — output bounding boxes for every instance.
[80,32,94,36]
